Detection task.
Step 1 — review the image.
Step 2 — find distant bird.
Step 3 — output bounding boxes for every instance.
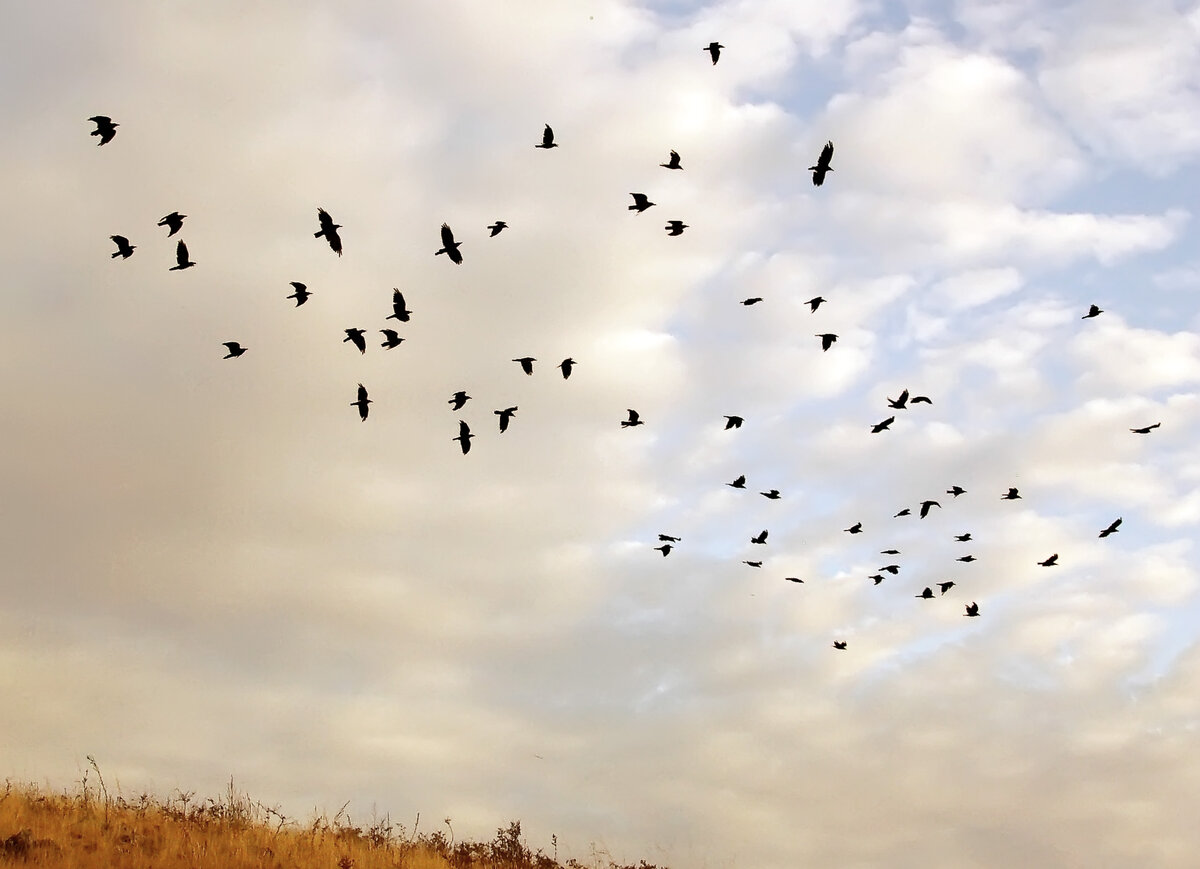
[1002,488,1021,500]
[343,328,367,354]
[816,333,838,351]
[955,533,973,542]
[559,358,576,379]
[380,329,404,349]
[665,220,688,236]
[436,223,463,264]
[660,150,682,169]
[1099,518,1122,538]
[833,640,847,650]
[845,522,863,534]
[629,193,655,213]
[871,416,895,433]
[957,555,977,563]
[751,530,768,545]
[947,486,966,497]
[109,235,135,259]
[315,208,343,256]
[88,115,118,145]
[880,564,900,575]
[487,221,508,236]
[916,587,934,599]
[743,561,762,568]
[449,391,471,410]
[785,577,804,584]
[513,357,536,375]
[1082,304,1103,319]
[536,124,558,149]
[760,489,781,500]
[741,297,763,306]
[495,406,518,433]
[894,508,910,517]
[887,389,910,409]
[1130,422,1161,434]
[881,549,900,555]
[723,416,744,430]
[807,296,826,312]
[964,602,980,617]
[351,383,371,421]
[727,475,746,489]
[621,409,644,428]
[655,544,673,557]
[704,42,724,64]
[387,289,412,322]
[658,534,681,543]
[286,282,311,306]
[1038,554,1059,567]
[870,575,884,585]
[919,500,941,519]
[809,140,834,186]
[938,581,955,595]
[910,395,933,404]
[222,342,246,359]
[169,239,195,270]
[157,212,186,236]
[453,420,474,454]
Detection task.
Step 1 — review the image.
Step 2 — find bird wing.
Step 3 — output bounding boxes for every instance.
[628,409,640,423]
[357,384,368,402]
[542,124,554,146]
[459,420,471,438]
[820,141,834,168]
[176,240,188,264]
[441,223,455,247]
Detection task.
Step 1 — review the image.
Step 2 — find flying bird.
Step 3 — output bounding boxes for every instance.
[704,42,724,64]
[750,530,768,545]
[315,208,343,256]
[286,282,310,306]
[449,391,471,410]
[938,581,956,595]
[495,406,518,433]
[887,389,910,409]
[955,533,973,542]
[488,221,508,236]
[894,508,911,517]
[536,124,558,149]
[380,329,404,349]
[910,395,933,404]
[816,333,838,351]
[157,212,186,236]
[832,640,847,650]
[621,409,644,428]
[916,587,934,599]
[435,223,463,264]
[665,220,688,236]
[760,489,781,499]
[964,602,980,617]
[1099,518,1122,538]
[453,420,474,454]
[947,486,966,497]
[845,523,863,534]
[109,235,135,259]
[743,561,762,568]
[629,193,655,213]
[1038,554,1059,567]
[655,544,673,557]
[660,150,682,169]
[956,555,977,563]
[88,115,118,145]
[513,357,536,375]
[809,140,834,186]
[559,358,576,379]
[1130,422,1161,434]
[351,384,371,421]
[169,239,195,270]
[919,500,941,519]
[870,575,885,585]
[1082,304,1103,319]
[221,342,246,359]
[881,549,900,555]
[785,577,804,584]
[1002,488,1022,500]
[343,328,367,354]
[880,564,900,574]
[871,416,895,433]
[658,534,681,543]
[387,289,412,322]
[727,475,746,489]
[807,296,826,312]
[741,297,763,306]
[723,416,744,430]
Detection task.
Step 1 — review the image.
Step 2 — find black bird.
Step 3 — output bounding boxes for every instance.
[436,223,463,264]
[621,409,644,428]
[881,549,900,555]
[380,329,404,349]
[964,602,980,617]
[495,406,518,433]
[785,577,804,584]
[169,239,195,270]
[957,555,977,563]
[1099,518,1122,538]
[315,207,343,256]
[743,560,762,568]
[845,523,863,534]
[488,221,508,236]
[222,342,246,359]
[655,544,673,557]
[659,534,681,543]
[1038,554,1059,567]
[660,150,682,169]
[665,220,688,236]
[807,296,826,312]
[629,193,655,213]
[870,575,884,585]
[1131,422,1161,434]
[449,391,471,410]
[351,383,371,421]
[109,235,135,259]
[919,500,941,519]
[724,416,744,430]
[938,581,955,595]
[910,395,933,404]
[809,140,834,186]
[816,333,838,351]
[704,42,724,64]
[727,475,746,489]
[344,328,367,354]
[955,533,973,542]
[559,358,576,379]
[760,489,781,499]
[887,389,910,409]
[947,486,966,497]
[741,297,763,306]
[513,357,536,375]
[1082,304,1103,319]
[916,587,934,599]
[387,289,412,322]
[88,115,118,145]
[880,564,900,574]
[453,420,474,454]
[894,508,911,517]
[1002,488,1021,500]
[287,282,311,306]
[157,212,186,236]
[750,529,768,545]
[871,416,895,433]
[536,124,558,149]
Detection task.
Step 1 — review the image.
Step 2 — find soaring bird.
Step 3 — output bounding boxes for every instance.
[947,485,966,497]
[871,416,895,433]
[750,529,768,545]
[387,289,412,322]
[916,587,934,599]
[880,564,900,574]
[704,42,724,64]
[956,555,977,563]
[513,357,536,375]
[919,500,941,519]
[435,223,463,264]
[910,395,933,404]
[286,282,310,306]
[658,534,681,543]
[495,406,518,433]
[785,577,804,584]
[743,561,762,568]
[169,239,195,270]
[727,475,746,489]
[157,212,186,236]
[1099,518,1122,538]
[343,328,367,354]
[222,342,246,359]
[655,544,673,557]
[660,150,682,169]
[1038,554,1059,567]
[109,235,135,259]
[888,389,910,409]
[938,581,956,595]
[807,296,826,312]
[1131,422,1161,434]
[816,333,838,351]
[488,221,508,236]
[380,329,404,349]
[536,124,558,149]
[723,416,744,430]
[833,640,847,650]
[955,533,973,542]
[1002,488,1022,500]
[870,575,885,585]
[315,208,343,256]
[881,549,900,555]
[760,489,781,499]
[621,409,644,428]
[449,391,471,410]
[809,140,834,186]
[665,220,688,236]
[88,115,118,145]
[629,193,655,213]
[351,384,371,421]
[845,523,863,534]
[559,358,576,379]
[894,508,911,517]
[453,420,474,454]
[1082,304,1103,319]
[964,602,980,617]
[741,297,763,306]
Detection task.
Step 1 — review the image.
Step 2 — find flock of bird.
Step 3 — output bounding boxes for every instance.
[88,42,1159,652]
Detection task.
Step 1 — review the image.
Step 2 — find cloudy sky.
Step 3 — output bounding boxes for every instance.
[3,0,1200,865]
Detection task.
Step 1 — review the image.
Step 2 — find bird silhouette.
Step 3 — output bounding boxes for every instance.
[109,235,135,259]
[832,640,847,650]
[910,395,933,404]
[660,149,682,169]
[157,212,186,236]
[916,587,934,599]
[956,555,977,563]
[665,220,688,236]
[449,391,471,410]
[880,564,900,574]
[704,42,724,64]
[559,358,576,379]
[380,329,404,349]
[760,489,781,499]
[845,522,863,534]
[436,223,463,264]
[947,486,966,497]
[750,530,768,545]
[286,282,310,306]
[351,384,371,421]
[816,333,838,351]
[964,602,980,617]
[169,239,195,270]
[919,500,941,519]
[621,409,644,428]
[488,221,508,236]
[870,574,885,585]
[724,416,744,429]
[315,208,343,256]
[1130,422,1161,434]
[881,549,900,555]
[536,124,558,149]
[809,140,834,186]
[1099,518,1122,538]
[871,417,895,433]
[743,561,762,568]
[513,357,536,375]
[343,328,367,354]
[894,508,911,517]
[1082,304,1103,319]
[807,296,826,312]
[495,406,518,433]
[387,289,411,322]
[785,577,804,584]
[1002,488,1021,500]
[938,581,955,595]
[222,342,246,359]
[88,115,118,145]
[955,533,973,542]
[658,534,681,543]
[629,193,655,213]
[655,544,673,557]
[727,475,746,489]
[453,420,474,454]
[887,389,910,409]
[1038,554,1059,567]
[741,297,763,306]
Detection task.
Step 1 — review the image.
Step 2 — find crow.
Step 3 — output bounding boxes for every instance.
[785,577,804,584]
[315,208,343,256]
[380,329,404,349]
[109,235,135,259]
[157,212,186,236]
[727,475,746,489]
[343,328,367,354]
[741,297,763,306]
[513,357,536,375]
[352,384,371,421]
[1099,518,1122,538]
[665,220,688,236]
[809,140,834,186]
[910,395,933,404]
[286,282,311,306]
[660,150,682,169]
[870,575,884,585]
[559,358,576,379]
[750,530,768,545]
[938,581,955,595]
[833,640,847,650]
[871,416,895,433]
[1131,422,1161,434]
[89,115,118,145]
[916,587,934,599]
[880,564,900,574]
[816,333,838,351]
[169,239,195,270]
[449,391,471,410]
[743,561,762,568]
[881,549,900,555]
[453,420,474,454]
[887,389,910,409]
[1002,488,1021,500]
[845,523,863,534]
[629,193,655,213]
[536,124,558,149]
[655,544,673,557]
[436,223,463,264]
[724,416,744,430]
[658,534,681,543]
[1082,304,1103,319]
[387,289,412,322]
[955,533,973,542]
[947,486,966,497]
[957,555,977,563]
[964,602,980,617]
[760,489,781,499]
[495,406,518,433]
[894,508,911,517]
[222,342,246,359]
[705,42,724,64]
[488,221,508,236]
[621,409,644,428]
[807,296,826,312]
[1038,554,1059,567]
[919,500,941,519]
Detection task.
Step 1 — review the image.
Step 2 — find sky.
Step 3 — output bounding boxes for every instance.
[2,0,1200,866]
